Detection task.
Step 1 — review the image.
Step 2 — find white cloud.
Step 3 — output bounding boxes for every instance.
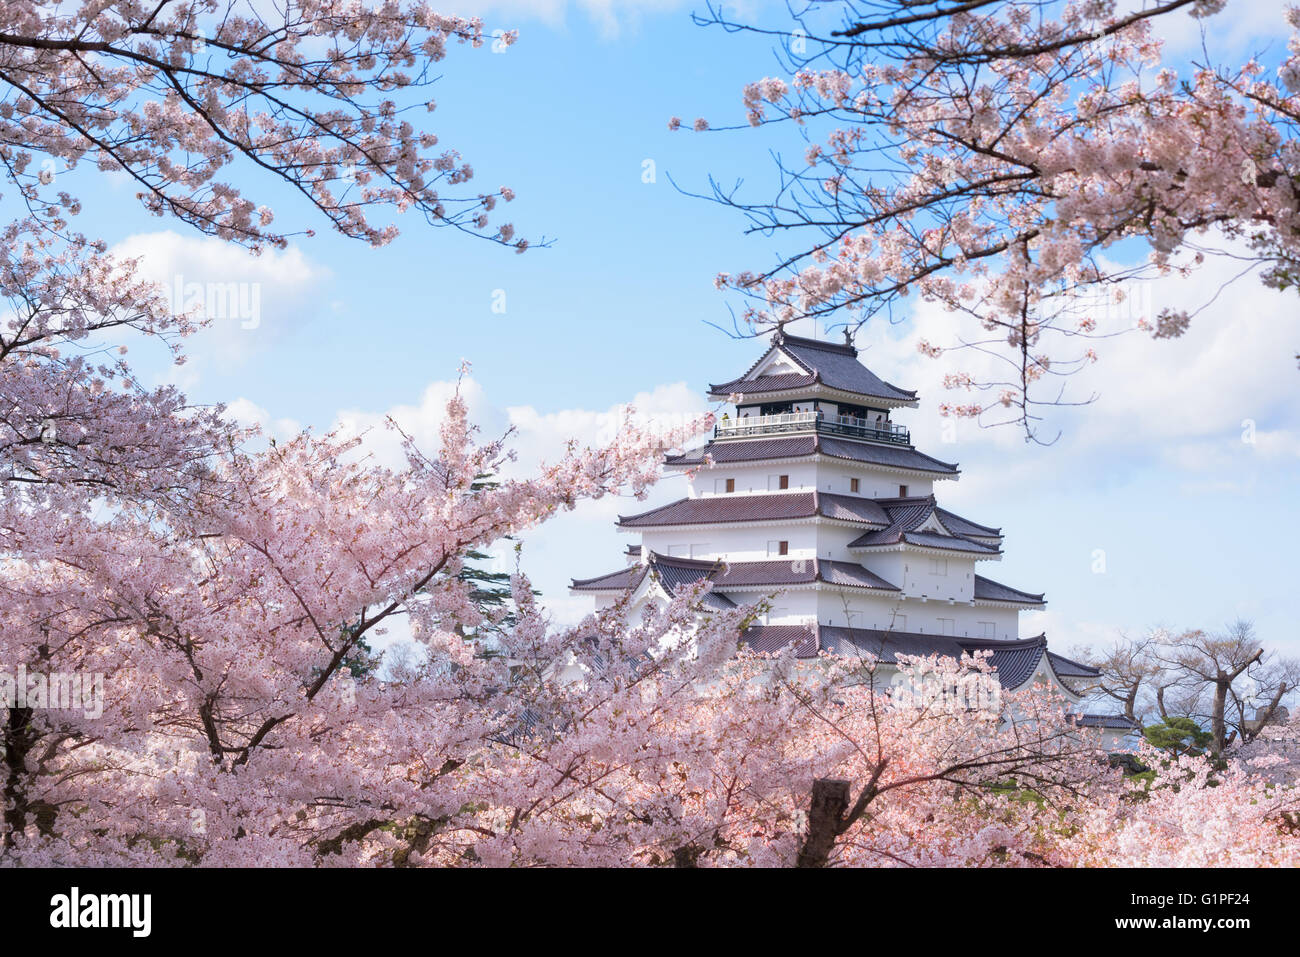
[331,376,501,471]
[109,230,330,374]
[504,380,710,468]
[328,377,707,619]
[225,397,303,443]
[1022,608,1126,656]
[331,377,709,472]
[847,245,1300,502]
[440,0,769,37]
[437,0,694,37]
[1142,0,1292,59]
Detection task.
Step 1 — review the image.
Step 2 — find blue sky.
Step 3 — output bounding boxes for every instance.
[75,1,1300,657]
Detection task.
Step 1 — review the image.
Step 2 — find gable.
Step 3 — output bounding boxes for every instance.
[750,348,804,379]
[914,511,949,535]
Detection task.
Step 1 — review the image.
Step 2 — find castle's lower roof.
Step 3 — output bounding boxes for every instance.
[1047,651,1100,677]
[574,554,1046,614]
[1069,713,1142,730]
[572,552,901,599]
[974,574,1045,605]
[741,626,1099,690]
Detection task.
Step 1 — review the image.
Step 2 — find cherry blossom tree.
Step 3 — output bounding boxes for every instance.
[415,647,1118,868]
[0,1,527,250]
[2,386,719,864]
[0,2,559,864]
[1064,729,1300,867]
[3,2,1298,868]
[686,0,1300,437]
[2,2,533,526]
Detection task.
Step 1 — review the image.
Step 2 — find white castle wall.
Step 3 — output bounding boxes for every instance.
[811,592,1020,639]
[637,524,819,562]
[898,555,976,602]
[688,461,935,499]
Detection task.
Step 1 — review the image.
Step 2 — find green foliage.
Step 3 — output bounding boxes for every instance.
[983,780,1048,807]
[456,546,525,644]
[451,475,537,651]
[1142,717,1212,759]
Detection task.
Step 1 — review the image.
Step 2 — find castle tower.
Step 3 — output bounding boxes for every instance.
[572,330,1113,711]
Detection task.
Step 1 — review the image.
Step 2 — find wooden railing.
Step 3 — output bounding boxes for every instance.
[714,411,910,445]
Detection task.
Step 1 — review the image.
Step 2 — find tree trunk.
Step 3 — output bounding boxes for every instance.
[1210,679,1229,757]
[797,778,851,868]
[2,707,35,851]
[672,844,702,868]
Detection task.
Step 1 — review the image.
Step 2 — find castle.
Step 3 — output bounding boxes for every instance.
[571,330,1135,741]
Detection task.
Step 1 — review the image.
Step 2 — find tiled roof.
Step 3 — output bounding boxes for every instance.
[740,625,1054,690]
[819,493,892,525]
[973,574,1045,605]
[716,557,899,591]
[709,332,916,403]
[741,624,820,657]
[981,638,1048,688]
[618,491,891,529]
[633,556,738,610]
[898,530,999,554]
[936,508,1001,538]
[570,564,647,591]
[570,555,739,610]
[710,372,818,395]
[699,593,738,611]
[846,496,1002,555]
[619,493,815,528]
[816,560,900,590]
[645,555,711,591]
[818,437,958,474]
[1047,651,1100,678]
[1071,713,1141,730]
[573,552,900,595]
[665,434,959,475]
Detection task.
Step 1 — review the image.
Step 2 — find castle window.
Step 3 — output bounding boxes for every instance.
[850,477,860,493]
[725,478,735,493]
[899,484,909,497]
